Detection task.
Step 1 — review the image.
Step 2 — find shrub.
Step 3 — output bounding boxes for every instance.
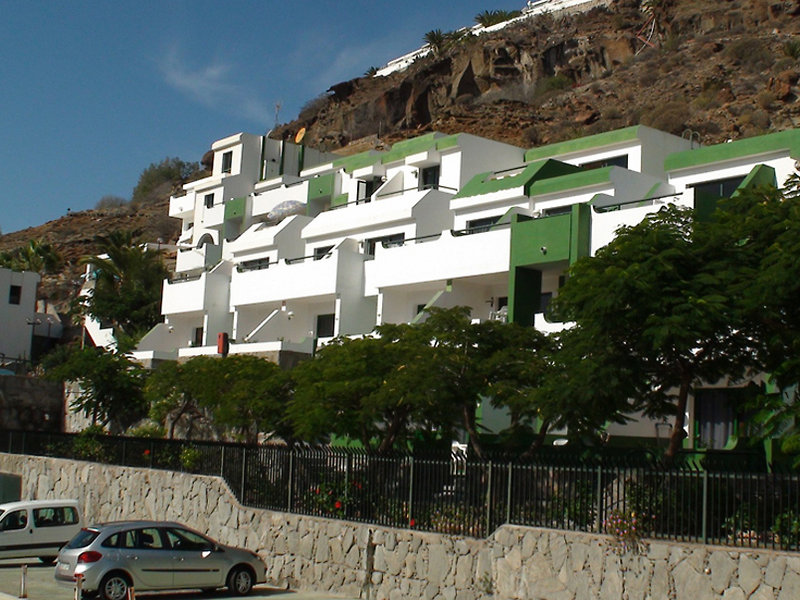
[640,100,690,135]
[95,195,128,210]
[474,9,521,27]
[725,38,773,73]
[604,509,653,555]
[72,425,108,462]
[783,39,800,60]
[535,74,572,96]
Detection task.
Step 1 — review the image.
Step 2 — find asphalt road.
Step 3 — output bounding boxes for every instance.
[0,560,355,600]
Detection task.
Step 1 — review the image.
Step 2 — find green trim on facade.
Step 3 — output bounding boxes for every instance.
[307,173,335,202]
[732,164,777,196]
[332,151,381,174]
[570,203,591,262]
[508,266,542,327]
[453,160,580,199]
[224,197,246,221]
[435,134,461,151]
[527,167,613,197]
[524,126,641,162]
[664,130,800,172]
[380,133,439,164]
[331,193,349,208]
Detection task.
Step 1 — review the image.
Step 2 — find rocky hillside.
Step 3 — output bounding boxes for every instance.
[2,0,798,319]
[274,0,800,151]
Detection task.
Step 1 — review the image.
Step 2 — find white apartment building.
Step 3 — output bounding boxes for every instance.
[129,125,800,448]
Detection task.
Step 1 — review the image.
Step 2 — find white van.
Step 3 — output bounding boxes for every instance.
[0,499,83,563]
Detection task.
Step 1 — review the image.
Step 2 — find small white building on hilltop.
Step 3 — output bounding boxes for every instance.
[127,125,800,450]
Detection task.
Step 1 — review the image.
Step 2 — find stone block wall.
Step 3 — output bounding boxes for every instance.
[2,452,799,600]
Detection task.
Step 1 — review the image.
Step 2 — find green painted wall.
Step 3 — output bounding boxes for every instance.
[224,196,246,220]
[510,213,573,265]
[664,129,800,172]
[331,193,349,208]
[308,173,335,202]
[454,160,579,199]
[524,126,641,162]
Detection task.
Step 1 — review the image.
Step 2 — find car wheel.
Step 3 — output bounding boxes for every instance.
[99,572,131,600]
[227,566,254,596]
[38,556,56,564]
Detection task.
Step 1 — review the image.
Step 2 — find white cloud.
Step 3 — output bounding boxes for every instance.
[159,46,271,125]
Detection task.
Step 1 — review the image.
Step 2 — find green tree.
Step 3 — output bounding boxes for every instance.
[549,204,752,459]
[474,9,521,27]
[147,355,291,443]
[47,346,147,433]
[0,239,61,274]
[713,175,800,456]
[131,157,200,206]
[289,325,447,451]
[80,230,168,347]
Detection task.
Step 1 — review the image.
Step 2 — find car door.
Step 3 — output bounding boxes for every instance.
[0,508,31,559]
[164,527,225,589]
[118,527,174,589]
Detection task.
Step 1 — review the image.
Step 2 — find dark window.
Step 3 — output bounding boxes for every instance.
[316,313,335,338]
[66,528,99,549]
[695,389,736,450]
[497,296,508,309]
[0,509,27,531]
[204,194,214,208]
[314,245,334,260]
[580,155,628,170]
[543,205,572,217]
[165,528,213,551]
[221,151,233,174]
[134,528,165,550]
[467,216,500,233]
[357,178,380,202]
[420,166,440,190]
[33,506,78,527]
[193,327,204,347]
[691,176,746,200]
[8,285,21,305]
[537,292,553,314]
[365,233,405,256]
[416,304,427,316]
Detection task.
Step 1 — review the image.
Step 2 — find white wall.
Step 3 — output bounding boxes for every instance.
[0,269,40,361]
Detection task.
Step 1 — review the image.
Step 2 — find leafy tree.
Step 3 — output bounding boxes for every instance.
[95,195,128,210]
[131,157,200,206]
[289,326,447,451]
[549,204,752,459]
[47,346,147,433]
[474,9,521,27]
[713,175,800,456]
[147,355,291,443]
[80,230,168,347]
[0,239,61,274]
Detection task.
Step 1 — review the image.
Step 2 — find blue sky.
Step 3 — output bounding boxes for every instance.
[0,1,521,235]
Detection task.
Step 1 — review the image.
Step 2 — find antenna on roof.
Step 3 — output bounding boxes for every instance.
[274,102,282,129]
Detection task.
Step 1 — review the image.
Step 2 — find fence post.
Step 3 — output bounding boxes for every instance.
[407,457,414,528]
[595,465,603,533]
[702,470,709,544]
[287,451,294,511]
[485,461,493,536]
[20,564,27,599]
[506,462,513,524]
[240,448,247,501]
[220,446,225,477]
[121,439,126,465]
[148,440,154,468]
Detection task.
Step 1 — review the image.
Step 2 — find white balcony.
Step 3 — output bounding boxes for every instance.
[231,254,339,307]
[169,194,194,218]
[199,203,225,229]
[365,227,510,291]
[162,273,208,315]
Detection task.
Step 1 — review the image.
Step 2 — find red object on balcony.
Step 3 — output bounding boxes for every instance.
[217,332,229,357]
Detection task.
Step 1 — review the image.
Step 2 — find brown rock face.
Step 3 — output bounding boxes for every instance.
[274,0,800,152]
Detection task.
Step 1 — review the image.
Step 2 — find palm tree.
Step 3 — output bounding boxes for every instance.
[474,10,521,27]
[80,230,167,346]
[0,239,61,274]
[424,29,447,55]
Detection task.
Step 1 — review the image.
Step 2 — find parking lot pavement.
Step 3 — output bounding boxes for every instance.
[0,559,356,600]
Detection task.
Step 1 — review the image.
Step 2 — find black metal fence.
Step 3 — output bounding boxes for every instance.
[2,429,799,550]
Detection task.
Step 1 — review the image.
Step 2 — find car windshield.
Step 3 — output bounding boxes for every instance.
[65,528,99,549]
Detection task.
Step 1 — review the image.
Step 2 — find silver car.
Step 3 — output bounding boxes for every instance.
[54,520,267,600]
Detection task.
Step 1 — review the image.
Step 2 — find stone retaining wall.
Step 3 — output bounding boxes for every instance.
[2,453,799,600]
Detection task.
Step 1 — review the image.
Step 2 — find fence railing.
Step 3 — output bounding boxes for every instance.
[2,429,798,550]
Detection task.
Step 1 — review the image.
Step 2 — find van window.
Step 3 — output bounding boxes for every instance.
[0,510,28,531]
[33,506,79,527]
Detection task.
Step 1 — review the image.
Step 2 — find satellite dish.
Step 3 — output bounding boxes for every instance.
[295,127,306,144]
